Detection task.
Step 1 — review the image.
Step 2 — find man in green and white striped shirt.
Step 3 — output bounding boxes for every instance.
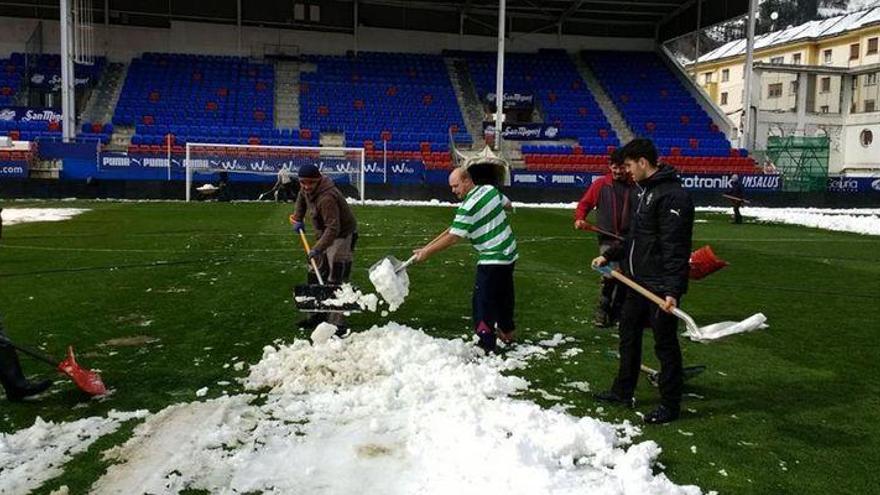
[413,167,517,352]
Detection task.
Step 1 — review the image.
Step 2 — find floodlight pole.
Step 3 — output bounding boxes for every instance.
[60,0,76,142]
[493,0,506,152]
[741,0,759,151]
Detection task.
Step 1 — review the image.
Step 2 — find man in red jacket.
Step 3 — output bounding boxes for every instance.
[574,149,635,328]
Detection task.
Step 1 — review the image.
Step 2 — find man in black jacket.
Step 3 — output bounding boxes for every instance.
[591,139,694,424]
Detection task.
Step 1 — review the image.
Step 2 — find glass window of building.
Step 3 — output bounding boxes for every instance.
[850,44,860,60]
[721,69,729,82]
[821,77,831,92]
[792,53,802,64]
[868,38,878,55]
[768,83,783,98]
[866,100,876,113]
[824,49,833,64]
[721,92,728,105]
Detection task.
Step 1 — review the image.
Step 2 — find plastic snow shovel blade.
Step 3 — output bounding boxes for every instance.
[369,255,415,276]
[293,284,362,313]
[57,346,108,396]
[684,313,768,342]
[689,245,728,280]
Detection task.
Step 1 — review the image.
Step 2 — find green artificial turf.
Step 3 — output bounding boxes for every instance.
[1,200,878,494]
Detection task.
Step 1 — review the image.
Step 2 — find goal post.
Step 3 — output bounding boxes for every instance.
[184,143,366,202]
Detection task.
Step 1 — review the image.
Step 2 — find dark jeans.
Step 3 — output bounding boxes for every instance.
[733,204,743,224]
[472,263,516,349]
[598,276,627,321]
[612,290,683,410]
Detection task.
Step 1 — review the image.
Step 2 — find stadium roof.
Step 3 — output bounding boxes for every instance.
[698,5,880,63]
[0,0,747,42]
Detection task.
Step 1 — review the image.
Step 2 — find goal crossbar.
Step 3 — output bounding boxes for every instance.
[184,143,366,203]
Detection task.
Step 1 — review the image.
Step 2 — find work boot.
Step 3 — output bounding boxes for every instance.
[592,308,612,328]
[593,390,635,408]
[496,329,515,345]
[644,405,680,424]
[5,379,52,402]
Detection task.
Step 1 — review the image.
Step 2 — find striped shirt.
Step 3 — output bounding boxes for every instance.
[449,185,518,265]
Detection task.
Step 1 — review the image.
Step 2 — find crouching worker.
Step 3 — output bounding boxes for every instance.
[290,164,358,334]
[0,214,52,401]
[412,167,517,354]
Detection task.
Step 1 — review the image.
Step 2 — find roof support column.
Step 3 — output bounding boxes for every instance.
[796,71,808,135]
[741,0,759,150]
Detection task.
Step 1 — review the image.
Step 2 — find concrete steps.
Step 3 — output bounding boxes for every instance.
[573,53,634,145]
[274,60,301,130]
[445,57,485,150]
[80,62,127,126]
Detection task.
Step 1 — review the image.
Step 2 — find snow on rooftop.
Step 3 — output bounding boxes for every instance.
[697,6,880,63]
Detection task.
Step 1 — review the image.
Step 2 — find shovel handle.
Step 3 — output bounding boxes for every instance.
[581,224,624,241]
[593,265,701,336]
[594,265,667,307]
[0,333,60,368]
[396,255,418,272]
[723,194,751,204]
[298,230,325,285]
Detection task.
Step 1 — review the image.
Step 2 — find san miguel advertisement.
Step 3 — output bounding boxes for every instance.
[0,107,63,123]
[483,122,561,141]
[484,92,535,110]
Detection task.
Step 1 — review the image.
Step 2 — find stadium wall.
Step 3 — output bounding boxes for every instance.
[0,17,654,61]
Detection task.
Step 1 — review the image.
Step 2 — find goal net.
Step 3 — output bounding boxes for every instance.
[184,143,366,202]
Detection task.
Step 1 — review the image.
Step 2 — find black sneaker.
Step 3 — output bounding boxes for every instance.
[334,326,351,338]
[7,379,52,402]
[593,390,635,408]
[644,405,680,424]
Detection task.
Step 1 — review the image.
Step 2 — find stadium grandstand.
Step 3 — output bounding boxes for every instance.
[0,0,875,203]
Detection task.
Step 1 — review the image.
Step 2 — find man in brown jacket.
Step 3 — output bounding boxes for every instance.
[290,164,358,332]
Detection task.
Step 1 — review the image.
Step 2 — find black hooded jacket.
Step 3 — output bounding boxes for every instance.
[605,164,694,299]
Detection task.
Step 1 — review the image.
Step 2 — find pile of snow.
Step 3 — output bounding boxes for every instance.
[698,207,880,236]
[0,208,89,226]
[88,323,704,494]
[0,411,147,494]
[368,257,410,311]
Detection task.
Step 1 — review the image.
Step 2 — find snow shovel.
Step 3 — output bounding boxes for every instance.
[593,265,767,342]
[689,245,728,280]
[604,350,707,388]
[368,227,448,279]
[0,334,107,396]
[291,226,361,314]
[369,254,416,277]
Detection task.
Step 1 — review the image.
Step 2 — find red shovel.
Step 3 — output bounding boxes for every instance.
[0,334,107,396]
[689,245,728,280]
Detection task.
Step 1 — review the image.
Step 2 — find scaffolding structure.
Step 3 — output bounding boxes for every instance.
[766,136,829,192]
